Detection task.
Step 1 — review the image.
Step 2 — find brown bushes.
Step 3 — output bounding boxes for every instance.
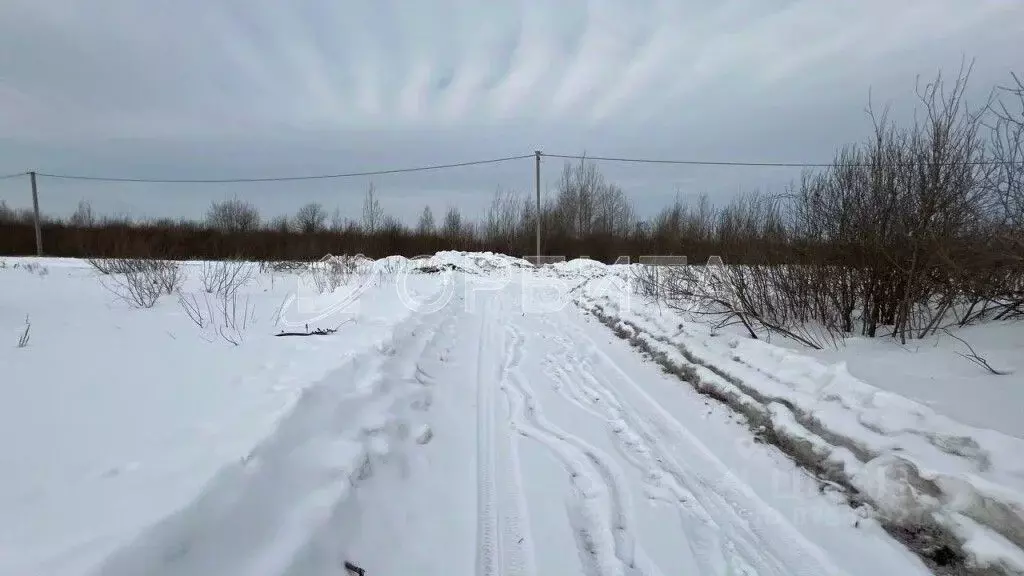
[650,67,1024,345]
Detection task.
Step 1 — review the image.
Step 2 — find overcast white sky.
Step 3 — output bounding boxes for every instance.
[1,0,1022,224]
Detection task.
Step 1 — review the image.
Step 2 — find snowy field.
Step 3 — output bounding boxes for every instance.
[1,253,1022,576]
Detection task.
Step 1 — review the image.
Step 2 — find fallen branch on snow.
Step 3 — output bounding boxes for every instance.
[274,320,351,337]
[942,328,1012,375]
[17,315,30,348]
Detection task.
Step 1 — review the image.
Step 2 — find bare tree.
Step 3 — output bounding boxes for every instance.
[362,182,383,234]
[380,215,405,241]
[295,203,327,234]
[207,198,261,232]
[417,205,436,235]
[268,215,291,233]
[484,187,524,251]
[330,207,346,232]
[554,156,604,238]
[69,200,96,227]
[593,182,635,237]
[442,205,465,245]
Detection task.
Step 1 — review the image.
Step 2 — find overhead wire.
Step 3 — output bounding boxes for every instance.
[31,154,535,184]
[12,149,1023,185]
[543,152,1018,168]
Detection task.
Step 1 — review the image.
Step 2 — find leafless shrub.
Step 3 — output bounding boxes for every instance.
[630,257,688,308]
[215,292,256,345]
[87,258,135,275]
[178,292,213,330]
[259,260,307,273]
[153,261,183,295]
[307,255,358,293]
[659,260,762,340]
[200,260,255,296]
[86,258,112,274]
[100,258,182,308]
[17,315,30,348]
[305,264,334,294]
[14,262,50,276]
[630,264,663,299]
[643,188,839,348]
[103,264,163,308]
[177,291,256,345]
[668,63,1020,347]
[374,257,407,276]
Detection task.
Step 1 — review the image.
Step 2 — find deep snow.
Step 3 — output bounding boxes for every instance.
[0,253,1018,575]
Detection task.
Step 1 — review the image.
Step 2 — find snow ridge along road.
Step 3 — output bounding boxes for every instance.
[80,275,932,576]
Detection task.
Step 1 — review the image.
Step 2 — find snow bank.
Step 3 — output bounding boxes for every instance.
[410,250,533,275]
[548,257,606,273]
[0,256,445,576]
[568,266,1024,573]
[802,322,1024,438]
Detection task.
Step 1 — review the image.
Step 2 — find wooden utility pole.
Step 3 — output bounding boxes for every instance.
[30,171,42,256]
[536,148,544,259]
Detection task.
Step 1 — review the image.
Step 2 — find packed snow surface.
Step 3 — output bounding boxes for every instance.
[2,253,1019,575]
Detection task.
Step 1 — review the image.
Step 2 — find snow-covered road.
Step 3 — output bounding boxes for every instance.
[84,278,931,576]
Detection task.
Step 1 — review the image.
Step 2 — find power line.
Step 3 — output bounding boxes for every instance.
[33,154,534,184]
[543,152,1019,168]
[13,149,1023,185]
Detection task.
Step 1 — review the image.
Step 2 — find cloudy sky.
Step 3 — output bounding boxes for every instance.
[1,0,1022,224]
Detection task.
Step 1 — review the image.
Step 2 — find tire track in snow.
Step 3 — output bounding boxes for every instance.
[536,330,744,576]
[497,322,537,576]
[476,297,501,576]
[500,322,654,576]
[556,310,853,576]
[476,296,534,576]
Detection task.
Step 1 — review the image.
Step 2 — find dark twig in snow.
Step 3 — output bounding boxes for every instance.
[942,328,1011,375]
[17,315,30,348]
